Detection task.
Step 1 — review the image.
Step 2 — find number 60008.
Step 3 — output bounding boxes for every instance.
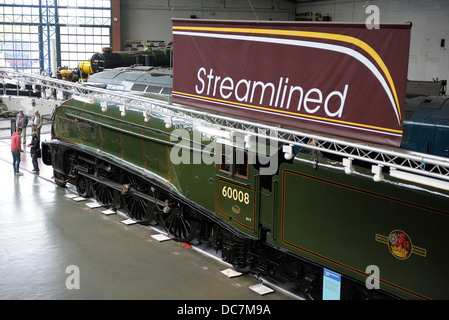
[222,186,250,204]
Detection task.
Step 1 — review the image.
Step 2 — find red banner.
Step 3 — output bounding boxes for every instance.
[172,19,411,147]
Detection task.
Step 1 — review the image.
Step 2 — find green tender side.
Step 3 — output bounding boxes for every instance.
[270,152,449,300]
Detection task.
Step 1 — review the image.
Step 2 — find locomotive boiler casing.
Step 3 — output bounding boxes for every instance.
[45,98,261,239]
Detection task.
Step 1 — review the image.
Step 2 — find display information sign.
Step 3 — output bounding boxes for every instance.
[172,19,411,147]
[323,268,341,300]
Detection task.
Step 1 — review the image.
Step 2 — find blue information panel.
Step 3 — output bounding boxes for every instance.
[323,269,341,300]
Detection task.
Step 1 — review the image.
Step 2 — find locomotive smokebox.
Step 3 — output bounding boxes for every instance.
[90,49,124,73]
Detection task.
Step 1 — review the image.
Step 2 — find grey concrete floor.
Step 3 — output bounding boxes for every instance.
[0,130,295,300]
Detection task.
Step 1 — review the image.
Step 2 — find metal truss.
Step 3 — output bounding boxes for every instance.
[3,69,449,185]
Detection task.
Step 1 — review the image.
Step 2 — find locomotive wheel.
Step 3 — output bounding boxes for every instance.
[122,174,154,224]
[75,175,91,198]
[161,205,198,243]
[233,261,251,273]
[91,180,115,206]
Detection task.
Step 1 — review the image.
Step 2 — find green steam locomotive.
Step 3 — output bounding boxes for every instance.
[40,70,449,300]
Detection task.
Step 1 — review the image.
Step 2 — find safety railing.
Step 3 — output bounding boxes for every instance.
[3,68,449,186]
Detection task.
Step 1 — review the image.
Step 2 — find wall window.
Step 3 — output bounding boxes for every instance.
[59,26,110,68]
[0,0,111,73]
[0,2,40,73]
[0,24,40,73]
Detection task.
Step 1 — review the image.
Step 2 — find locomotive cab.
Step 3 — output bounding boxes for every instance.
[215,141,258,238]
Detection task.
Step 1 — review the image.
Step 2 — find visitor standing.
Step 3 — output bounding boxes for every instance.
[28,131,40,174]
[11,128,23,175]
[15,109,29,145]
[31,110,43,139]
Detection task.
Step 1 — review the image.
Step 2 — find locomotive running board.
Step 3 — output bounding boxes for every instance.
[3,69,449,185]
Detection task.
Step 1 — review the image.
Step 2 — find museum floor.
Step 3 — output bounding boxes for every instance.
[0,130,295,300]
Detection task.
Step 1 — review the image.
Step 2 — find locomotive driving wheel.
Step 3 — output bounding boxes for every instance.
[122,174,155,224]
[75,175,91,198]
[160,203,199,243]
[91,168,116,206]
[91,179,115,206]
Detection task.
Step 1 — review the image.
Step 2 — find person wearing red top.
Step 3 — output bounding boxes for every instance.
[11,128,23,175]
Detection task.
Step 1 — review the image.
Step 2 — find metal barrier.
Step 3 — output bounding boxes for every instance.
[2,68,449,184]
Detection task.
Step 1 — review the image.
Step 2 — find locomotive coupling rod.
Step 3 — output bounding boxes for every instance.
[77,171,166,207]
[77,171,125,193]
[130,189,166,207]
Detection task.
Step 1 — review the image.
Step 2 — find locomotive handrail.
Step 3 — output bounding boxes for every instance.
[3,68,449,184]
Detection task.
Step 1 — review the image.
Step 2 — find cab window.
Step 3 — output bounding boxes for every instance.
[220,146,248,179]
[220,146,232,173]
[235,149,248,178]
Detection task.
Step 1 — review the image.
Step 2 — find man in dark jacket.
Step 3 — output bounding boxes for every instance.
[15,109,29,145]
[28,131,40,174]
